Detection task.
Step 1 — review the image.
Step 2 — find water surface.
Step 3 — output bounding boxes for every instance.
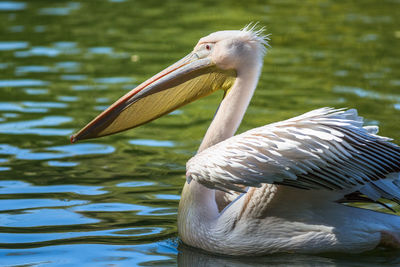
[1,0,400,266]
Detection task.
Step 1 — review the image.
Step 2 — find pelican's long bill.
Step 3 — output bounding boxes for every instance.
[71,52,236,143]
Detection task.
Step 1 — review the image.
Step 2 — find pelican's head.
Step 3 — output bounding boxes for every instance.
[71,25,269,142]
[195,27,268,71]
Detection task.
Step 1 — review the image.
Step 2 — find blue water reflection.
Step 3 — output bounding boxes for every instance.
[0,198,87,211]
[15,65,54,75]
[116,181,155,187]
[0,102,48,113]
[71,84,108,91]
[129,139,176,147]
[47,160,79,167]
[155,194,180,200]
[0,41,28,50]
[0,1,26,11]
[88,47,114,54]
[34,25,46,32]
[13,42,80,58]
[0,208,98,227]
[0,227,164,244]
[94,77,135,84]
[0,116,72,135]
[0,243,177,266]
[53,42,77,49]
[23,88,49,95]
[0,180,106,195]
[61,74,87,81]
[55,61,81,72]
[0,79,48,87]
[73,203,151,212]
[333,86,400,102]
[0,143,115,160]
[15,47,62,57]
[71,202,176,216]
[8,25,24,32]
[57,96,79,102]
[38,2,81,16]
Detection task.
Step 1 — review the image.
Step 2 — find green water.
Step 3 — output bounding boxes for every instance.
[0,0,400,265]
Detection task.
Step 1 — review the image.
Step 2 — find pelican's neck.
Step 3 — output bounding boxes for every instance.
[198,63,262,152]
[178,60,263,248]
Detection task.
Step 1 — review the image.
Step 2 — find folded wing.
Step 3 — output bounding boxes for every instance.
[187,108,400,202]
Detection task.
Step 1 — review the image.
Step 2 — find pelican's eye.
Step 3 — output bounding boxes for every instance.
[194,43,214,59]
[204,43,214,51]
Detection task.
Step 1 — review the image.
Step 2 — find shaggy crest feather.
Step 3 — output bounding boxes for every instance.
[241,22,270,55]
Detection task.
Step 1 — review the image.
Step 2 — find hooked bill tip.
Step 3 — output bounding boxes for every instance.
[70,135,77,143]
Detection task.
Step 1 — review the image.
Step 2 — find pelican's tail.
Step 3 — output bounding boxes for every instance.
[334,201,400,251]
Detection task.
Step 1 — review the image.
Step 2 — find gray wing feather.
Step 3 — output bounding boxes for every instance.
[187,108,400,201]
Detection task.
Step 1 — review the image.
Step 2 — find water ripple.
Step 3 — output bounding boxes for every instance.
[14,44,81,58]
[0,243,176,266]
[0,143,115,160]
[0,102,47,113]
[72,203,151,212]
[0,208,99,227]
[116,181,154,187]
[0,180,106,195]
[0,199,87,211]
[0,227,164,244]
[129,139,176,147]
[61,74,87,81]
[57,95,79,102]
[0,116,72,136]
[0,41,28,51]
[8,25,24,32]
[72,202,176,216]
[71,84,107,91]
[47,160,79,167]
[23,101,67,109]
[0,63,8,69]
[38,2,81,16]
[15,65,54,75]
[88,47,114,54]
[0,79,49,87]
[53,42,77,49]
[23,88,49,95]
[333,85,400,102]
[155,194,180,200]
[0,1,26,11]
[94,77,135,84]
[55,61,81,72]
[34,25,46,32]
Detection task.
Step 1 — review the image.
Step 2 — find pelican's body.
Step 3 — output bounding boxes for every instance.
[180,109,400,254]
[72,25,400,255]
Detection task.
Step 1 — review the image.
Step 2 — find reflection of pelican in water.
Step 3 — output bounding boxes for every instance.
[72,25,400,255]
[177,241,400,267]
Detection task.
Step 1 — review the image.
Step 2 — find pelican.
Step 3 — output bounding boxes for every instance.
[71,25,400,255]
